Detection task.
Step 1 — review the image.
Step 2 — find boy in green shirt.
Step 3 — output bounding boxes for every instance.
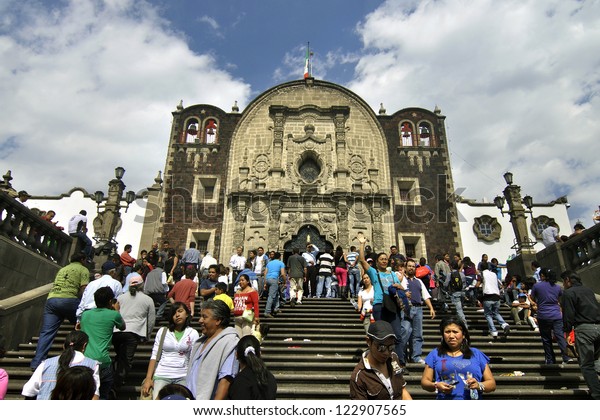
[80,286,125,399]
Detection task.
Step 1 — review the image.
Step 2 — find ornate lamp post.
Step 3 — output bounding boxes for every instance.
[92,167,136,257]
[494,172,537,276]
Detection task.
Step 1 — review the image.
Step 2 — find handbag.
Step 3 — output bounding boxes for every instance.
[242,308,255,322]
[140,327,167,400]
[377,272,398,314]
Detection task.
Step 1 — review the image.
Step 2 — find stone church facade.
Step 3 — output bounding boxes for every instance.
[145,78,463,263]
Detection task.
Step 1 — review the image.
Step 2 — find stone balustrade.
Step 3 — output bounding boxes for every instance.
[0,191,72,266]
[560,222,600,270]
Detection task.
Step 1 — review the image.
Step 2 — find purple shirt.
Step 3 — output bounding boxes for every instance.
[531,281,563,320]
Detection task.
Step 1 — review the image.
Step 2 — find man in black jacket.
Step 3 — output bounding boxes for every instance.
[561,270,600,399]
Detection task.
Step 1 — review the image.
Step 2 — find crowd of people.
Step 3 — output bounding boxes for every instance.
[7,225,599,401]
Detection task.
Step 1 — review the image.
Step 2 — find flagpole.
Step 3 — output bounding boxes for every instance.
[308,42,311,78]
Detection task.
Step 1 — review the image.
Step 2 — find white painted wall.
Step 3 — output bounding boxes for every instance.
[25,189,148,257]
[456,201,571,265]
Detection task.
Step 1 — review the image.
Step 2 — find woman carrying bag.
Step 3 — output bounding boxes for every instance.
[233,274,260,337]
[141,302,199,399]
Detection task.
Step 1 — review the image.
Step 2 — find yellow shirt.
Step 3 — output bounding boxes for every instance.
[214,293,234,311]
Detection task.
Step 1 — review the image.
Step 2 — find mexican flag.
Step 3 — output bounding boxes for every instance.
[304,44,310,79]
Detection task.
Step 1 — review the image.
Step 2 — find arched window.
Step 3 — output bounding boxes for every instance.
[184,118,199,143]
[418,122,432,147]
[400,121,414,146]
[204,119,218,144]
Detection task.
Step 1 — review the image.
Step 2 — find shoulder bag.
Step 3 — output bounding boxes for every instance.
[140,327,167,400]
[377,272,398,314]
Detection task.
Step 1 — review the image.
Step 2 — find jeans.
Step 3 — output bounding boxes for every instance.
[70,232,93,259]
[538,318,569,364]
[450,292,467,327]
[149,293,168,319]
[152,377,187,400]
[316,275,332,298]
[99,364,114,400]
[306,265,318,297]
[399,306,424,362]
[483,299,507,335]
[348,268,361,297]
[574,323,600,399]
[265,278,279,315]
[373,303,407,364]
[31,297,80,369]
[112,332,141,386]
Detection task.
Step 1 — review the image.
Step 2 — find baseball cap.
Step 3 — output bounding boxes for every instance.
[129,275,143,287]
[367,320,397,342]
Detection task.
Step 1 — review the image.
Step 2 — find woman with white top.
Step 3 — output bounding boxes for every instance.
[22,330,100,400]
[357,273,375,332]
[141,301,199,399]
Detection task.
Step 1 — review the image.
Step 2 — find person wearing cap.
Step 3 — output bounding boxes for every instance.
[511,292,538,330]
[17,190,31,204]
[350,320,412,400]
[75,267,123,321]
[112,274,156,388]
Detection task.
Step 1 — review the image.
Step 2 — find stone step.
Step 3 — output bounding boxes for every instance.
[3,295,590,400]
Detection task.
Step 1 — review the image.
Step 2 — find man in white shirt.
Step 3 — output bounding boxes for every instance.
[476,262,510,338]
[253,247,269,297]
[541,222,561,247]
[68,210,94,261]
[399,259,436,365]
[302,243,319,297]
[229,246,246,294]
[76,268,123,321]
[199,251,217,279]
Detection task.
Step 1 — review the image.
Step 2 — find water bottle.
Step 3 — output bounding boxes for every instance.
[466,372,478,399]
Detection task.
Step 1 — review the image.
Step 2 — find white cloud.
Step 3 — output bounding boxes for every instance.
[0,0,251,199]
[349,0,600,226]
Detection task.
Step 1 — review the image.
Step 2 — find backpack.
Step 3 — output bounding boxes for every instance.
[448,270,463,293]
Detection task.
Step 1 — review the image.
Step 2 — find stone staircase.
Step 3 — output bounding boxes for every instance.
[1,297,593,399]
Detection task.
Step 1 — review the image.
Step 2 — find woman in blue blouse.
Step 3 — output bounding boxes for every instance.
[421,317,496,399]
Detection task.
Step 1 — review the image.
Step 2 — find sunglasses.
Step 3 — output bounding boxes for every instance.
[373,341,395,353]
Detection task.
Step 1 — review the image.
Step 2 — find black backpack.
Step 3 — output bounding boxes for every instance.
[448,270,463,293]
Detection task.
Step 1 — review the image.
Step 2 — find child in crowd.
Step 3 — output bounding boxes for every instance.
[214,282,234,313]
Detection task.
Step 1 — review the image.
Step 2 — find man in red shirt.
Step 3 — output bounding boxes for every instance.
[168,266,198,317]
[120,244,136,276]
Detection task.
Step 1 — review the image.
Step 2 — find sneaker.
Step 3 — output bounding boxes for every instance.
[503,324,511,336]
[399,367,410,375]
[534,328,539,332]
[297,300,302,305]
[413,357,426,365]
[265,313,274,318]
[562,358,576,365]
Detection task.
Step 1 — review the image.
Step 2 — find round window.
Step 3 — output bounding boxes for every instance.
[298,156,321,183]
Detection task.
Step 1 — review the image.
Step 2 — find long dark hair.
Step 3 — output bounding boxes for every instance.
[168,301,192,332]
[539,267,557,285]
[58,331,89,377]
[50,366,96,400]
[236,335,271,398]
[437,317,473,359]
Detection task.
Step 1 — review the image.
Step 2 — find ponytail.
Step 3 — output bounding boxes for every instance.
[57,331,89,378]
[236,335,270,397]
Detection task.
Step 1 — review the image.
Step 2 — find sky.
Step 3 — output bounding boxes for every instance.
[1,0,599,234]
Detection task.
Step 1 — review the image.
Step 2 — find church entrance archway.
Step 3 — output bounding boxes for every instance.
[283,224,332,262]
